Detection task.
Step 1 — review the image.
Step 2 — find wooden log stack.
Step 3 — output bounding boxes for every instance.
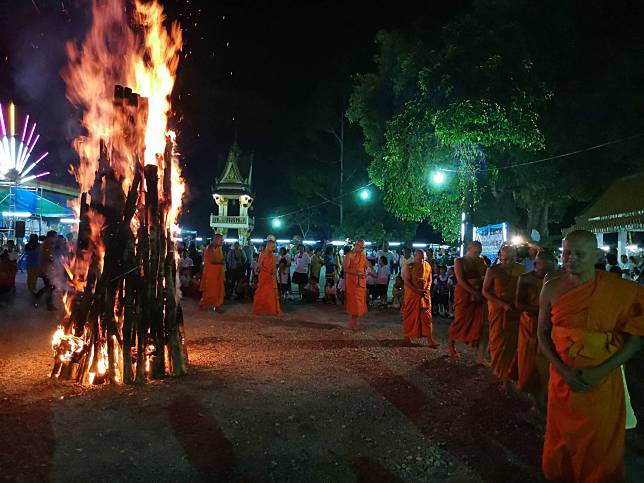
[50,84,187,384]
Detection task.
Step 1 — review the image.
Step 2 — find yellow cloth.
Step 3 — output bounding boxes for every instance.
[344,251,368,317]
[488,263,524,382]
[199,245,225,309]
[543,271,644,482]
[401,260,432,338]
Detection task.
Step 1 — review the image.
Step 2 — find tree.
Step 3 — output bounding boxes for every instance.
[348,2,550,242]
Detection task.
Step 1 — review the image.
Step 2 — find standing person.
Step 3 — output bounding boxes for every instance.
[401,249,438,347]
[35,230,59,310]
[323,245,337,286]
[309,248,323,284]
[277,258,291,299]
[23,234,41,296]
[447,241,488,362]
[253,237,282,315]
[425,248,437,274]
[276,246,291,269]
[199,234,226,313]
[366,258,377,304]
[292,244,311,298]
[483,245,525,391]
[515,251,556,412]
[432,266,450,317]
[538,230,644,482]
[188,241,202,277]
[375,256,390,306]
[377,242,395,271]
[399,247,413,275]
[344,239,369,330]
[242,239,257,281]
[225,242,247,295]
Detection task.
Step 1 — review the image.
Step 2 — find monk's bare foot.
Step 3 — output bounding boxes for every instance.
[448,344,459,357]
[213,306,225,314]
[427,339,439,348]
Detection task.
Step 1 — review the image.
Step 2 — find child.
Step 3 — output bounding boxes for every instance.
[303,276,319,303]
[366,258,377,304]
[447,266,457,317]
[278,258,290,300]
[324,280,337,304]
[432,265,450,317]
[392,275,404,308]
[375,256,390,306]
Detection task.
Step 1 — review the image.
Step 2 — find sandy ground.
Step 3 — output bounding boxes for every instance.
[1,273,643,482]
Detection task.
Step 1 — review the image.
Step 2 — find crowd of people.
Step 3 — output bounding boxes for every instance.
[2,227,644,480]
[0,231,74,309]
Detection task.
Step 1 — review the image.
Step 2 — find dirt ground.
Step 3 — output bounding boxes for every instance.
[1,273,643,482]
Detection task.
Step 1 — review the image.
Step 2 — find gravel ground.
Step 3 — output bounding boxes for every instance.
[1,273,643,482]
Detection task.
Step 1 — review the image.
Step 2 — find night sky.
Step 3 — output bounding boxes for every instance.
[0,0,459,237]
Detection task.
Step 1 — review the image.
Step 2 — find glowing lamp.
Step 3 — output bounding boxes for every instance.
[511,235,524,245]
[272,218,282,228]
[359,189,370,200]
[432,171,445,185]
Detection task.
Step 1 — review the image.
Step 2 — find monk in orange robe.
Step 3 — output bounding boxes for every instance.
[401,249,438,347]
[538,230,644,482]
[448,241,488,363]
[483,245,525,389]
[252,238,282,315]
[344,239,368,330]
[515,250,556,410]
[199,234,225,312]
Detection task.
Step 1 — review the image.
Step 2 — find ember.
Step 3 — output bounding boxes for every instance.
[50,0,187,384]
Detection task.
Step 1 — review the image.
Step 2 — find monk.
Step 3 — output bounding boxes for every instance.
[515,250,556,410]
[483,245,525,389]
[252,237,282,315]
[199,234,225,313]
[344,239,369,330]
[401,249,438,347]
[538,230,644,482]
[448,241,488,363]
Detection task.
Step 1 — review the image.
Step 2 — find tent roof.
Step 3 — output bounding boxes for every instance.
[564,172,644,234]
[0,188,74,218]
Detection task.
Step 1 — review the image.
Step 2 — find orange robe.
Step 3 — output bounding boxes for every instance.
[448,256,487,346]
[401,261,433,338]
[543,271,644,483]
[252,250,281,315]
[517,272,549,394]
[199,245,225,309]
[344,251,368,317]
[488,263,524,382]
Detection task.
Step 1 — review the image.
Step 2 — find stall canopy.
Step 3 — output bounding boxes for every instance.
[564,172,644,234]
[0,188,74,218]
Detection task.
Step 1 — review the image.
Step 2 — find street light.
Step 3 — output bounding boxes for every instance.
[359,188,370,200]
[272,218,282,229]
[431,170,445,185]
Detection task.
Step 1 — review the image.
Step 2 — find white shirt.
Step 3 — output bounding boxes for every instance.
[376,265,390,285]
[400,256,413,274]
[377,250,395,269]
[294,252,311,274]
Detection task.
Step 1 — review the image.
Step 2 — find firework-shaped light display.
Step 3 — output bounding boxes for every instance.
[0,102,49,184]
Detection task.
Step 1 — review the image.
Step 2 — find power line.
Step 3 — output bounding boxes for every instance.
[259,182,374,221]
[440,131,644,172]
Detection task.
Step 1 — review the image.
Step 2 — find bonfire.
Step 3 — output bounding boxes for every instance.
[50,0,187,384]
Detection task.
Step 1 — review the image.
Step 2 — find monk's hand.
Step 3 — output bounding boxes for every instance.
[577,367,606,390]
[559,366,593,392]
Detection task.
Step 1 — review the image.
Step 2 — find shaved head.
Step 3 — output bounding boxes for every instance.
[562,230,598,276]
[498,245,516,266]
[534,250,555,276]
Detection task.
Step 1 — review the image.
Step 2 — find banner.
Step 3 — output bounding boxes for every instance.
[474,223,507,258]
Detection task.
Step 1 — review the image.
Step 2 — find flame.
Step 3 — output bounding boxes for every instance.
[63,0,184,207]
[51,325,85,365]
[56,0,184,385]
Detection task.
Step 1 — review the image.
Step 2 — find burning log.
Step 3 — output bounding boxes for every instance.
[51,87,187,385]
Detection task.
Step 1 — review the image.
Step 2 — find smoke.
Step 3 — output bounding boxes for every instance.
[8,3,91,184]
